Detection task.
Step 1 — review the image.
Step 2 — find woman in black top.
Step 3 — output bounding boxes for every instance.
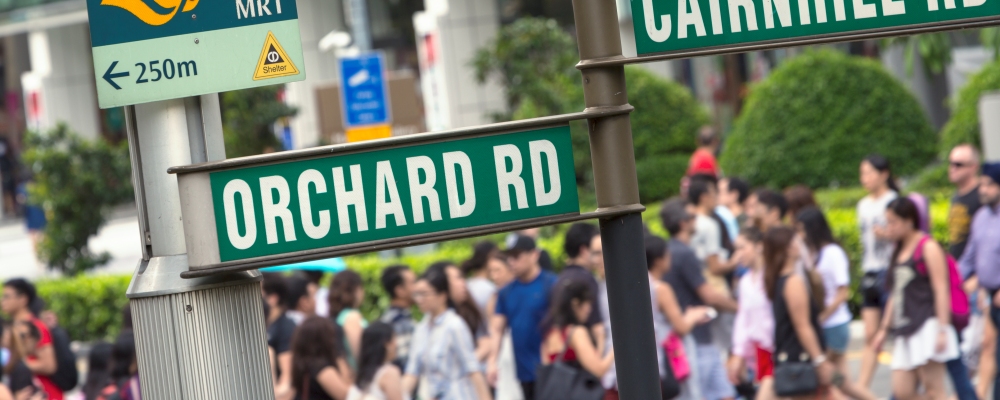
[292,317,352,400]
[871,198,958,400]
[763,226,833,399]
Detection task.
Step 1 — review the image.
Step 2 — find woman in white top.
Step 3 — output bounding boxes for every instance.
[797,207,876,400]
[855,153,899,389]
[347,322,404,400]
[463,241,500,316]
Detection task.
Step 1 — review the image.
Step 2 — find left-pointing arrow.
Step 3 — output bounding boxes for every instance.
[103,61,129,90]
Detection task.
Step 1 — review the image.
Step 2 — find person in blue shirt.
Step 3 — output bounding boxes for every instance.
[486,235,558,400]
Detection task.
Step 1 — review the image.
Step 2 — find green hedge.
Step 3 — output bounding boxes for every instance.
[36,274,131,342]
[37,189,953,340]
[720,50,937,189]
[940,59,1000,157]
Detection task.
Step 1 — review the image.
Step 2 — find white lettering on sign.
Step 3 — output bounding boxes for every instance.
[729,0,758,32]
[260,176,297,244]
[678,0,707,38]
[237,0,282,19]
[529,141,562,207]
[223,179,257,250]
[642,0,986,43]
[407,156,444,224]
[333,165,369,234]
[644,0,672,42]
[494,145,529,212]
[443,151,476,219]
[375,161,407,229]
[764,0,793,28]
[298,169,331,239]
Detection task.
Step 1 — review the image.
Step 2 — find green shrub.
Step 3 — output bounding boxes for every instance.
[908,163,950,194]
[222,86,298,158]
[721,50,937,189]
[22,125,134,275]
[473,19,708,204]
[36,274,131,342]
[940,60,1000,156]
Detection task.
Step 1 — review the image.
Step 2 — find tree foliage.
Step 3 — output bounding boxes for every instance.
[221,86,298,158]
[473,17,708,203]
[22,125,133,275]
[940,59,1000,156]
[721,50,937,189]
[472,17,582,121]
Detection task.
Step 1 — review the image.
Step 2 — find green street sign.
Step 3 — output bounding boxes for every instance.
[173,126,579,271]
[631,0,1000,55]
[87,0,306,109]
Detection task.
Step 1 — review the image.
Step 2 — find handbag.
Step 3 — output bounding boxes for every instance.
[659,346,681,400]
[662,333,690,381]
[535,327,605,400]
[772,351,819,397]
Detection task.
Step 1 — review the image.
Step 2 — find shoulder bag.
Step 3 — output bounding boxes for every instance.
[535,327,605,400]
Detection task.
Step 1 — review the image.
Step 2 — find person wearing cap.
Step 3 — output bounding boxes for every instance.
[486,235,558,400]
[959,162,1000,400]
[659,198,738,400]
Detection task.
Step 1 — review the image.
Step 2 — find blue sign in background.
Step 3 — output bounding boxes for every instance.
[339,53,390,128]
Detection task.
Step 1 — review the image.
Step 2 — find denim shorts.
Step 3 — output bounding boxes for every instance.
[823,322,851,355]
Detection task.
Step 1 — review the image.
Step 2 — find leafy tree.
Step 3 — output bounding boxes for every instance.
[721,50,937,189]
[940,59,1000,156]
[22,125,133,276]
[221,86,298,158]
[473,18,707,203]
[472,17,582,121]
[884,29,1000,76]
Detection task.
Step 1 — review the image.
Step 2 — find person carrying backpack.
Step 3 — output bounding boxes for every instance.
[871,197,968,400]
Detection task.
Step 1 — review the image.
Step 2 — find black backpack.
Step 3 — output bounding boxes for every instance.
[49,326,80,392]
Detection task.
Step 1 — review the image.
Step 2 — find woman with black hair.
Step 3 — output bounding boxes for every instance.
[856,154,900,389]
[79,341,112,400]
[346,322,403,400]
[797,207,876,400]
[426,262,490,362]
[540,280,615,380]
[402,267,491,400]
[764,226,833,400]
[292,317,352,400]
[0,323,12,400]
[462,241,499,316]
[330,270,368,371]
[110,331,140,400]
[871,197,960,400]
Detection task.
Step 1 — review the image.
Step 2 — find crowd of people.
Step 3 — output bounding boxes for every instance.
[248,136,1000,400]
[1,130,1000,400]
[0,277,139,400]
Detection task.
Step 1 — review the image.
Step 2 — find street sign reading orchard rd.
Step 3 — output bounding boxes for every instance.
[171,126,579,273]
[87,0,306,109]
[631,0,1000,55]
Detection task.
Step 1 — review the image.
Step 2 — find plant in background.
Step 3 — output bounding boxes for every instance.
[37,275,131,342]
[472,17,582,122]
[22,125,133,276]
[882,29,1000,77]
[721,50,937,189]
[221,86,298,158]
[940,59,1000,156]
[473,19,708,202]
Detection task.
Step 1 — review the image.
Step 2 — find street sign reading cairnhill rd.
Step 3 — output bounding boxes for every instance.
[631,0,1000,55]
[87,0,306,109]
[172,126,579,272]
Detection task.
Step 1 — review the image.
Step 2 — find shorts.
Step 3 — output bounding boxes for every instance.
[695,344,737,400]
[860,270,888,308]
[891,318,960,371]
[823,322,851,354]
[755,345,773,380]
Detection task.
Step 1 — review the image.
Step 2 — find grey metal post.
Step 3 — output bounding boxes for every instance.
[348,0,372,51]
[572,0,662,398]
[124,95,274,400]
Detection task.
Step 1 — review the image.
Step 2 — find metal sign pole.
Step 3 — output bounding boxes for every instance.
[572,0,662,398]
[124,95,273,400]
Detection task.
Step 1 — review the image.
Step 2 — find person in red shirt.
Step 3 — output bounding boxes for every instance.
[687,125,721,178]
[2,279,61,400]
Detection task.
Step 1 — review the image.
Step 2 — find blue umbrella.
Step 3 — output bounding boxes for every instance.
[260,257,347,273]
